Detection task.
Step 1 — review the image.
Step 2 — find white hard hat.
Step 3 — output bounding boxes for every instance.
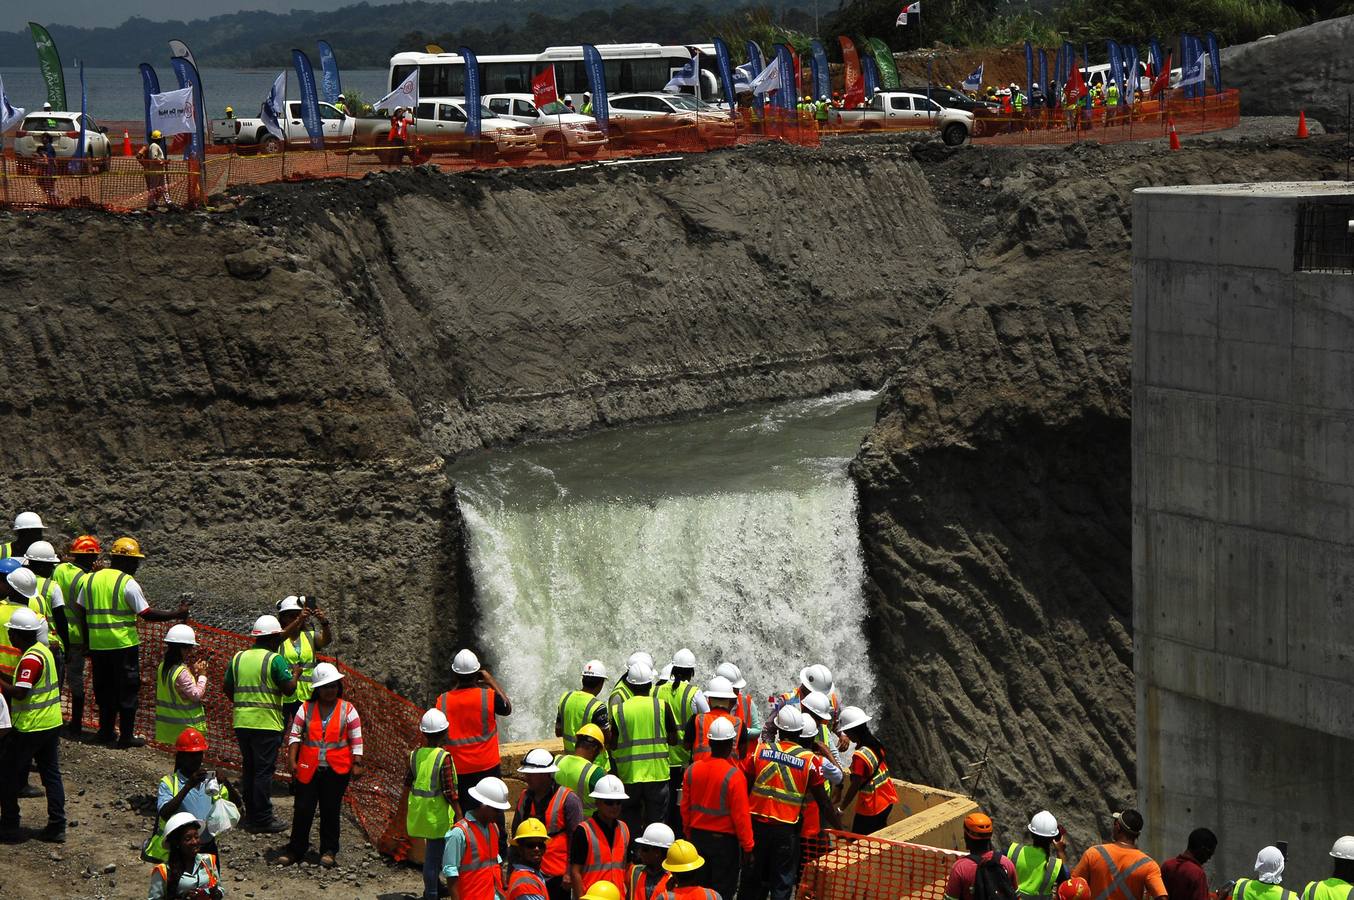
[277,595,304,612]
[800,713,819,738]
[708,717,738,742]
[802,691,832,720]
[659,663,673,682]
[705,676,736,699]
[626,661,654,685]
[799,664,833,694]
[12,512,43,531]
[163,811,204,839]
[310,662,344,689]
[420,708,449,733]
[518,748,559,774]
[627,651,654,670]
[468,776,512,810]
[581,659,607,679]
[1028,810,1059,838]
[583,91,592,98]
[672,648,697,669]
[22,540,59,563]
[164,624,198,646]
[716,662,746,690]
[838,705,871,732]
[774,704,803,734]
[590,774,629,801]
[1331,836,1354,860]
[41,101,51,110]
[634,822,675,848]
[452,648,481,675]
[250,614,282,636]
[6,567,38,599]
[5,606,42,631]
[564,94,574,102]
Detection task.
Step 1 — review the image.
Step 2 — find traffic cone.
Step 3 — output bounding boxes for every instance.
[123,130,133,156]
[1296,109,1309,139]
[1168,118,1180,150]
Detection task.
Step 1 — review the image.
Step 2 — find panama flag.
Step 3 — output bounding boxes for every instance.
[897,1,920,25]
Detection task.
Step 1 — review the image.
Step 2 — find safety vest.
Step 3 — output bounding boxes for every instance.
[1008,843,1061,900]
[508,864,549,900]
[144,774,230,861]
[630,865,672,900]
[1107,85,1119,105]
[607,680,635,716]
[1090,845,1154,900]
[692,710,744,760]
[229,647,285,731]
[53,563,87,646]
[435,686,501,773]
[151,854,220,894]
[295,698,354,783]
[815,101,829,122]
[155,661,207,745]
[662,888,720,900]
[614,692,670,784]
[450,814,501,900]
[406,746,454,839]
[735,693,754,730]
[581,102,593,115]
[31,576,62,652]
[515,784,573,878]
[555,753,604,817]
[748,740,814,824]
[559,688,611,770]
[1236,879,1296,900]
[853,745,899,815]
[0,603,26,678]
[12,642,62,732]
[83,568,140,650]
[0,541,10,557]
[281,628,316,703]
[1301,880,1354,900]
[683,755,739,833]
[579,817,630,894]
[658,680,699,768]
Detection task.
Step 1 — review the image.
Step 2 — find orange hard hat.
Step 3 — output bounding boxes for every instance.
[110,536,145,558]
[70,534,102,555]
[964,812,994,839]
[175,727,208,753]
[1058,878,1092,900]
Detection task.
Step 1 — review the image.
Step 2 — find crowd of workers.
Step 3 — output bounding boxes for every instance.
[0,513,1351,900]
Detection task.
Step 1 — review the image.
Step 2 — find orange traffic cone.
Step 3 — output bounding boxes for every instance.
[1168,118,1180,150]
[123,130,133,156]
[1296,109,1309,139]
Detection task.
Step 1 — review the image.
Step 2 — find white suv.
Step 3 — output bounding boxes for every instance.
[14,112,114,172]
[484,93,607,158]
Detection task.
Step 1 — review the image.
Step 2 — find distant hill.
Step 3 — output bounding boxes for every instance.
[0,0,812,69]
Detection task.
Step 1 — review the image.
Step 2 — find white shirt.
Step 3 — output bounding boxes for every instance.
[74,574,149,614]
[40,582,64,609]
[0,692,10,729]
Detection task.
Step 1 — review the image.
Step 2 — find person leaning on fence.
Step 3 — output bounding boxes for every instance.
[279,662,363,868]
[137,131,171,209]
[408,707,462,900]
[155,624,208,746]
[223,614,299,834]
[148,812,224,899]
[836,706,898,836]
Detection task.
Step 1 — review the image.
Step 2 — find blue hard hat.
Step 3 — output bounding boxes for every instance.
[0,558,22,575]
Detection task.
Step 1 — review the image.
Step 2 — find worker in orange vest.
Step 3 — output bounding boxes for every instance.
[508,818,551,900]
[629,822,674,900]
[836,706,899,836]
[681,716,752,899]
[569,774,631,899]
[515,748,582,899]
[661,839,721,899]
[442,776,511,900]
[685,676,745,761]
[434,649,513,795]
[716,661,762,743]
[796,707,837,862]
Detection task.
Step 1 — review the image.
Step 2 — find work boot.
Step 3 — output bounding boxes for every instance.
[93,730,116,746]
[36,824,66,843]
[18,783,43,799]
[117,736,147,749]
[0,829,24,844]
[245,817,288,834]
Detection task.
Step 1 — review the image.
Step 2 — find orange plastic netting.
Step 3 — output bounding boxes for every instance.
[798,831,965,900]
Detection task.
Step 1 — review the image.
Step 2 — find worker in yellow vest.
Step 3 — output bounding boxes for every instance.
[1229,845,1289,900]
[0,607,66,843]
[275,595,333,727]
[408,708,463,900]
[0,511,46,559]
[1303,837,1354,900]
[558,658,612,771]
[608,651,652,718]
[73,536,190,747]
[0,563,47,682]
[658,648,707,830]
[610,660,679,837]
[1008,811,1070,900]
[22,542,69,681]
[153,624,208,747]
[224,614,299,834]
[53,534,101,737]
[556,722,608,817]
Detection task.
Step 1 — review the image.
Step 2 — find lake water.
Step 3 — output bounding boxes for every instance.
[0,66,392,122]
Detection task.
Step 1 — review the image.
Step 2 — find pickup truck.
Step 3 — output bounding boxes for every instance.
[210,100,354,153]
[351,98,539,161]
[483,93,607,158]
[834,92,974,146]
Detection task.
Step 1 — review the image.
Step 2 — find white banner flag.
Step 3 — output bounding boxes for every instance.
[375,69,418,113]
[260,71,287,140]
[749,59,780,95]
[0,74,25,134]
[150,86,195,137]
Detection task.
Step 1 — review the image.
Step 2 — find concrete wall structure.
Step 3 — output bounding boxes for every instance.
[1133,183,1354,883]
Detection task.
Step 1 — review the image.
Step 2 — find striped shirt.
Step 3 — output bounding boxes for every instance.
[286,701,364,758]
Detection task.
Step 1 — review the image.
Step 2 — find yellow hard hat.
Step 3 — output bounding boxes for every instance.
[225,106,233,112]
[150,130,162,139]
[581,882,622,900]
[576,723,605,745]
[663,839,705,873]
[513,818,548,845]
[110,536,145,558]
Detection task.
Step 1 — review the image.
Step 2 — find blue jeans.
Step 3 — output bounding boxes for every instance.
[423,836,446,900]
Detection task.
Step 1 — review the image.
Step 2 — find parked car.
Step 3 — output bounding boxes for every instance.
[210,100,354,153]
[835,92,974,146]
[13,112,113,172]
[606,92,738,148]
[900,86,999,113]
[484,93,607,158]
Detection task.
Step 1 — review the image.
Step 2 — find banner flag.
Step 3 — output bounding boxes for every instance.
[139,63,161,144]
[733,62,754,94]
[317,40,342,104]
[862,53,879,96]
[962,63,983,92]
[581,44,609,133]
[28,22,67,111]
[867,37,900,90]
[897,1,920,26]
[1151,52,1173,96]
[76,60,86,160]
[169,39,197,70]
[713,38,738,113]
[1206,31,1221,94]
[149,86,195,137]
[170,55,206,162]
[0,74,25,134]
[1149,38,1164,77]
[261,71,287,141]
[459,47,481,137]
[531,65,558,109]
[664,48,700,92]
[375,68,417,113]
[773,43,796,110]
[1024,41,1034,103]
[810,40,830,102]
[1179,36,1205,97]
[1038,51,1049,106]
[1107,41,1124,103]
[838,36,865,108]
[290,49,324,149]
[1064,53,1087,105]
[1124,45,1139,102]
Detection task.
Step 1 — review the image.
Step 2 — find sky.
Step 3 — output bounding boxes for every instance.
[4,1,401,32]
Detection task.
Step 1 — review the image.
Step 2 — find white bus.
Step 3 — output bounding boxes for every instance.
[388,43,721,102]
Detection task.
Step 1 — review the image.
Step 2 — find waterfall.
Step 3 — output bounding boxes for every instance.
[453,391,880,740]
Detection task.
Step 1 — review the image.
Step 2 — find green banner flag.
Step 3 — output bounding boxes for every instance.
[867,37,900,90]
[29,22,67,111]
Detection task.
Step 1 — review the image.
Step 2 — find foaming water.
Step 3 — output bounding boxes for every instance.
[452,391,881,740]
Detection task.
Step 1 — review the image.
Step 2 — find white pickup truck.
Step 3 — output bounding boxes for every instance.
[351,98,539,162]
[484,93,607,158]
[210,100,354,153]
[834,92,974,146]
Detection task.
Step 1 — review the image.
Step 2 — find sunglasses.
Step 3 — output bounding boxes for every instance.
[597,799,623,806]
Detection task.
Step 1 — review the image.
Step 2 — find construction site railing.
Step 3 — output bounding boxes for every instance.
[799,830,966,900]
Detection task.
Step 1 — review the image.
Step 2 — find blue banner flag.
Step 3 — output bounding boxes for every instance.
[810,40,830,102]
[773,43,796,110]
[317,40,342,104]
[1038,50,1049,106]
[170,55,206,162]
[139,63,160,145]
[862,54,879,96]
[1206,32,1221,94]
[581,44,609,133]
[459,46,481,137]
[746,41,766,107]
[713,37,737,115]
[76,60,86,161]
[1150,37,1164,81]
[962,63,983,92]
[1107,41,1123,103]
[1125,45,1139,103]
[1052,48,1063,108]
[1024,41,1034,103]
[290,49,323,149]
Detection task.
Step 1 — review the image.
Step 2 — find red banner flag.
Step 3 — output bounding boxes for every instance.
[1150,53,1173,96]
[532,65,558,108]
[1064,60,1088,104]
[837,36,865,107]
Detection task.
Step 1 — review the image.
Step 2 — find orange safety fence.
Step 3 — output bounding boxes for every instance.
[60,620,424,860]
[798,830,966,900]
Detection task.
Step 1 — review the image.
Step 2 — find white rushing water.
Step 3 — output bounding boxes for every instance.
[453,390,881,741]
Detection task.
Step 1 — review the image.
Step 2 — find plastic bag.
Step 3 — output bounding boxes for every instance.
[206,796,241,836]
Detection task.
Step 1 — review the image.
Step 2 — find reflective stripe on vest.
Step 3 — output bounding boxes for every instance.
[688,764,735,818]
[1008,843,1060,900]
[662,889,720,900]
[13,642,62,732]
[84,569,138,650]
[64,568,90,645]
[436,686,500,773]
[516,784,572,877]
[658,681,698,767]
[452,815,500,898]
[581,817,630,887]
[32,577,62,652]
[693,710,744,760]
[281,629,316,702]
[508,866,549,899]
[1236,879,1296,900]
[614,693,670,782]
[0,604,25,678]
[1301,881,1354,900]
[406,747,454,839]
[230,647,285,731]
[607,681,634,715]
[155,661,207,744]
[1091,845,1153,900]
[559,690,602,752]
[297,699,353,780]
[748,741,813,824]
[630,865,671,900]
[555,753,603,816]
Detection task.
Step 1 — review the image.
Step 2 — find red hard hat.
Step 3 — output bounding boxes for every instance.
[175,727,208,753]
[1058,878,1092,900]
[70,534,102,555]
